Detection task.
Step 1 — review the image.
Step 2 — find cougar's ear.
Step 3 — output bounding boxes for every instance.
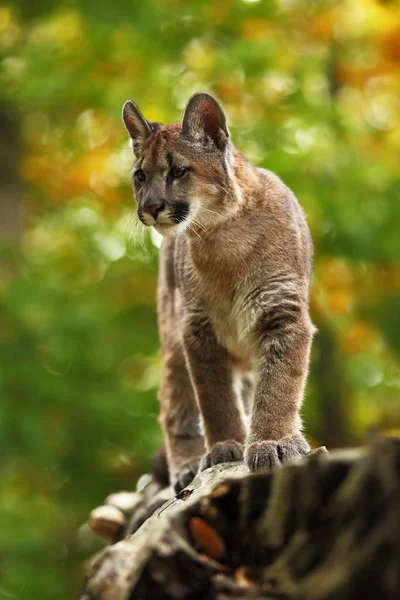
[181,92,229,152]
[122,100,153,157]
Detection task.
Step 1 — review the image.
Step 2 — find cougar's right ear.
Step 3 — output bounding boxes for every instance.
[122,100,152,157]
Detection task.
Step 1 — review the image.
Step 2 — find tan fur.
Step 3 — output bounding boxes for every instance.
[123,93,315,490]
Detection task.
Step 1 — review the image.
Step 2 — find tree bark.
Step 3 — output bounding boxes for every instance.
[79,438,400,600]
[0,105,21,245]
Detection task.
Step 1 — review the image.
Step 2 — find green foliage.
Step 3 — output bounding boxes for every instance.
[0,0,399,597]
[0,205,161,597]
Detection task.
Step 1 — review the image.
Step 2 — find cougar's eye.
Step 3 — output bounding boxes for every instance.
[135,169,146,183]
[170,166,187,179]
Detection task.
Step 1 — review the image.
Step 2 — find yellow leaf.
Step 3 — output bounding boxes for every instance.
[340,321,381,354]
[240,19,275,42]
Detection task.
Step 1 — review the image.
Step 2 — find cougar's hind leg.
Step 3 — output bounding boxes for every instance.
[159,342,205,492]
[150,442,169,488]
[157,238,204,492]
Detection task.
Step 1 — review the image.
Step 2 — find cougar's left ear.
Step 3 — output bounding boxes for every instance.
[122,100,158,157]
[181,92,229,152]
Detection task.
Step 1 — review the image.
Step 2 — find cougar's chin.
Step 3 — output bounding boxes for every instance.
[153,222,179,237]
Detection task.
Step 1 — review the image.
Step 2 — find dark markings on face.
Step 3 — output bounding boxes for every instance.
[170,202,190,224]
[137,205,145,224]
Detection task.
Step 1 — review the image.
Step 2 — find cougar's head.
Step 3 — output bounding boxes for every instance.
[122,92,237,238]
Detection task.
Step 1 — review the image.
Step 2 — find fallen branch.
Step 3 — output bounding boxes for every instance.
[79,439,400,599]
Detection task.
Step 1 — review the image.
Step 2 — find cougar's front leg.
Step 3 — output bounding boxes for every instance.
[183,316,248,472]
[159,342,205,492]
[245,301,314,471]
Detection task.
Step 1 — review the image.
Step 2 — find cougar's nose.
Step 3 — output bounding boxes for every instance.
[143,201,166,220]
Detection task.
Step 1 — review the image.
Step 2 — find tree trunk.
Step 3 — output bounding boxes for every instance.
[0,105,21,245]
[78,438,400,600]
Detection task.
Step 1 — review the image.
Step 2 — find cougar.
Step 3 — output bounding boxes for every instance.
[123,92,315,492]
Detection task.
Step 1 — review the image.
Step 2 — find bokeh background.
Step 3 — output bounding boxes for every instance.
[0,0,399,597]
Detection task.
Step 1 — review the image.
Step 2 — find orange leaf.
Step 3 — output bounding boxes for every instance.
[189,517,226,560]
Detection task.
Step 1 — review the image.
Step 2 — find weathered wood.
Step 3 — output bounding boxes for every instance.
[79,439,400,600]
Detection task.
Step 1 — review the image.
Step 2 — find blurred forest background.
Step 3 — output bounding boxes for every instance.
[0,0,399,597]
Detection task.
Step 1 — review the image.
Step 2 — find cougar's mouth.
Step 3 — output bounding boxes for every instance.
[138,202,190,228]
[154,203,190,236]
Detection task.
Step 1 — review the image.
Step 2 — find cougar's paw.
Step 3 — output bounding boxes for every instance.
[199,440,244,472]
[173,457,201,494]
[245,434,310,472]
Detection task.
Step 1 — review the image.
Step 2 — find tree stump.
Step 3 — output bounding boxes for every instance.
[79,438,400,599]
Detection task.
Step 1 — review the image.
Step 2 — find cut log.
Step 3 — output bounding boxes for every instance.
[79,439,400,600]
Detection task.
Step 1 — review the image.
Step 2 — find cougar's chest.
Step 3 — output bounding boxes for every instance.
[182,231,255,358]
[204,282,252,360]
